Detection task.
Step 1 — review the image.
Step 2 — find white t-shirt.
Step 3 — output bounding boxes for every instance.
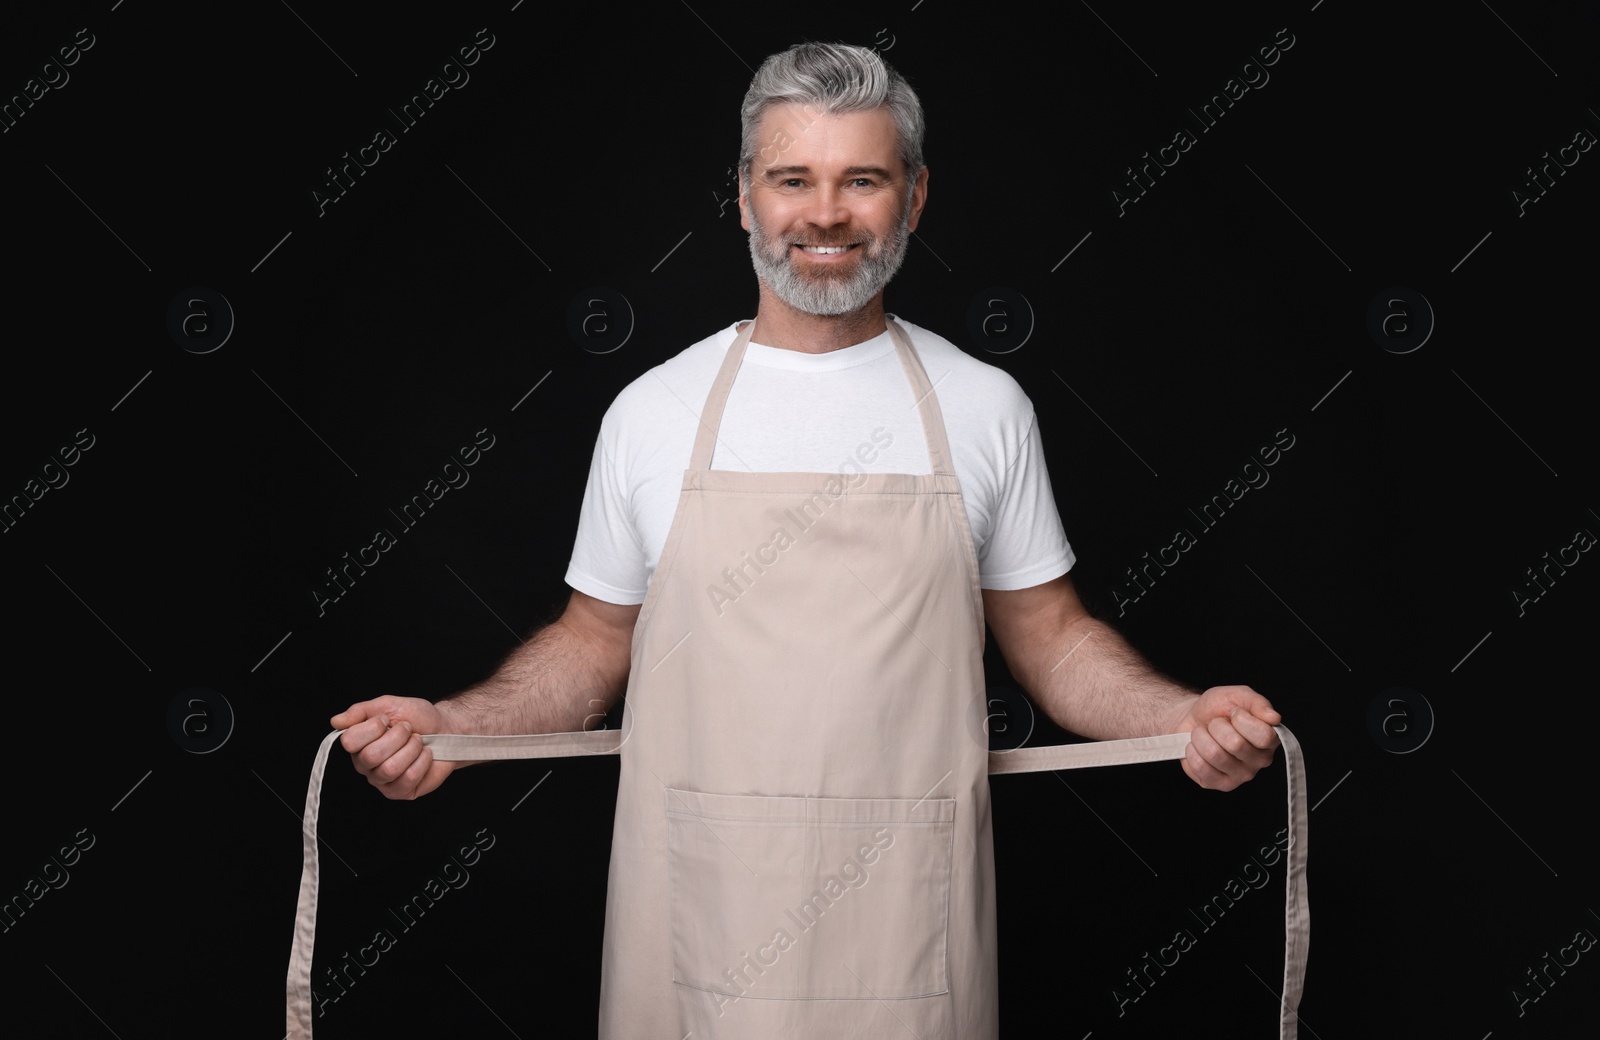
[564,317,1074,605]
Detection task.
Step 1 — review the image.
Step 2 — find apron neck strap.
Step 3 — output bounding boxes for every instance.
[688,320,756,472]
[689,316,957,477]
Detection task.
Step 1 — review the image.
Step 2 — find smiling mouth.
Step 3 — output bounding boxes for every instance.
[796,244,858,255]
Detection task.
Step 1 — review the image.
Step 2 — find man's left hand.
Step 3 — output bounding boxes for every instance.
[1172,686,1281,791]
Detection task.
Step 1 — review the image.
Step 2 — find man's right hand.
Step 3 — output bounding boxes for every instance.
[330,591,638,801]
[332,696,458,800]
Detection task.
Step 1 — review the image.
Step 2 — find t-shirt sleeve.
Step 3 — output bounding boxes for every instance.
[564,432,650,606]
[978,408,1075,591]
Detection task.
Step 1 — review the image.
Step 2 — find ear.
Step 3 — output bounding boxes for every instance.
[905,166,930,233]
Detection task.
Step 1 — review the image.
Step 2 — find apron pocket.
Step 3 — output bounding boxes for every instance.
[664,787,954,1003]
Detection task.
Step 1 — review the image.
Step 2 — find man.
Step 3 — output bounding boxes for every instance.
[333,42,1280,1037]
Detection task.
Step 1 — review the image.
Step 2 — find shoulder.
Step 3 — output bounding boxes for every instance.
[893,317,1035,422]
[599,322,741,437]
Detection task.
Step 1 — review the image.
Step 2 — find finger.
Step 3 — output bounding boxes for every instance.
[384,743,439,800]
[1229,707,1281,751]
[354,719,415,776]
[1181,741,1235,791]
[367,727,425,786]
[383,745,456,801]
[1211,685,1280,723]
[413,759,454,799]
[1190,715,1232,763]
[337,713,391,755]
[1207,714,1273,768]
[1237,696,1282,727]
[1186,723,1237,785]
[331,699,388,729]
[1201,715,1275,783]
[1199,718,1270,790]
[1206,714,1254,760]
[1214,716,1276,774]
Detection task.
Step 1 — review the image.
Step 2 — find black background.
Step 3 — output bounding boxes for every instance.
[3,1,1596,1036]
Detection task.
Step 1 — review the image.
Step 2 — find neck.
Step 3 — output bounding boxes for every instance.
[749,284,888,354]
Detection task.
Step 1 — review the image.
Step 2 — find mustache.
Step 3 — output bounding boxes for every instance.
[780,229,865,247]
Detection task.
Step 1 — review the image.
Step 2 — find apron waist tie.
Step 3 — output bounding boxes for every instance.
[286,725,1308,1039]
[988,725,1310,1040]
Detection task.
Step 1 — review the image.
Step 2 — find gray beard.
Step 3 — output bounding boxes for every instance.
[747,204,912,317]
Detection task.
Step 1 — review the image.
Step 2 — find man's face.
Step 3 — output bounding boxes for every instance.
[740,104,928,317]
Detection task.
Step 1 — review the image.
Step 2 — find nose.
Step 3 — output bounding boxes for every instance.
[805,183,850,231]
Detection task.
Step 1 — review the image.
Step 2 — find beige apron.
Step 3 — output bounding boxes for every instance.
[596,316,999,1037]
[286,319,1310,1039]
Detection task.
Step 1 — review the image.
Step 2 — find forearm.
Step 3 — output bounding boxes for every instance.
[436,616,630,736]
[986,578,1280,787]
[1020,614,1198,741]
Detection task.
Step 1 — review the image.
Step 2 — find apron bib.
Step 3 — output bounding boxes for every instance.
[286,319,1309,1039]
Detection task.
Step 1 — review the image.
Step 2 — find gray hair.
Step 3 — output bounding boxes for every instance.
[739,42,925,180]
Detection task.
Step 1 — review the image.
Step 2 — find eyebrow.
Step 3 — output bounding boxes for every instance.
[760,165,898,181]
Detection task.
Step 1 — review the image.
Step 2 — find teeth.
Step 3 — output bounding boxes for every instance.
[800,245,851,254]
